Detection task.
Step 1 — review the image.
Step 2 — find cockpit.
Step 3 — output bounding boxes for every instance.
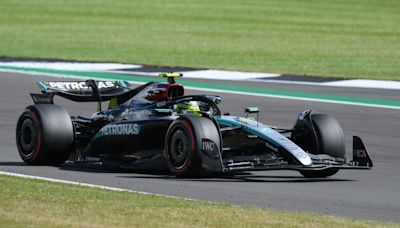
[123,82,185,108]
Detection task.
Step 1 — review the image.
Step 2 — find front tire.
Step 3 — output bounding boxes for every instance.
[311,114,345,158]
[16,105,74,165]
[167,123,194,176]
[164,116,221,177]
[292,112,344,178]
[299,169,339,178]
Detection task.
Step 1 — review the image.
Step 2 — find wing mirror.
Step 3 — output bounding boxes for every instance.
[245,107,260,124]
[245,107,259,114]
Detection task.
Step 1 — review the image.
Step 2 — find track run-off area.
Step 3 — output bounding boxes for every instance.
[0,67,399,223]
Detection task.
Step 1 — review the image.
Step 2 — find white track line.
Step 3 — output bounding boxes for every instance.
[189,87,400,110]
[251,78,400,90]
[2,61,400,89]
[0,170,200,202]
[1,68,400,110]
[109,69,280,81]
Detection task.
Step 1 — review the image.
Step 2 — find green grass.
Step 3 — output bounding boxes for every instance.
[0,174,396,228]
[0,0,399,80]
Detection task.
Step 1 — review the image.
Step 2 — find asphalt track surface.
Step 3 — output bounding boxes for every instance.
[1,71,399,223]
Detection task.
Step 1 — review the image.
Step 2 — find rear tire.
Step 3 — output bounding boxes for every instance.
[16,105,74,165]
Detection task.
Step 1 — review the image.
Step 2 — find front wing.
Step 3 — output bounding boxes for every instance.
[220,136,372,173]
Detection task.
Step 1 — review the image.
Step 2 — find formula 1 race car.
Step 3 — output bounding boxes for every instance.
[16,73,373,178]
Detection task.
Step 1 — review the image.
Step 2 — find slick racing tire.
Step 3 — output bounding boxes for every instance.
[299,169,339,178]
[298,113,343,178]
[16,104,74,165]
[164,116,221,177]
[310,114,345,158]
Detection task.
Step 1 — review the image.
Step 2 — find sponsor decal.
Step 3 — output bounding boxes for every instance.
[202,141,215,152]
[276,137,299,150]
[201,139,218,157]
[354,149,367,158]
[47,81,116,90]
[238,117,257,125]
[99,123,140,136]
[261,127,272,134]
[296,151,308,158]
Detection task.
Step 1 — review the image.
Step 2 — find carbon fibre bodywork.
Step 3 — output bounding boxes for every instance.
[22,77,373,176]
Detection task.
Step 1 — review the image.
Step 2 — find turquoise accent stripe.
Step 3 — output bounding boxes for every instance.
[118,80,128,88]
[216,117,280,147]
[215,118,240,127]
[38,81,47,90]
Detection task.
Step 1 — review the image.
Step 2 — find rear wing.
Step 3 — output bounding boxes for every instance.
[32,80,131,103]
[31,80,154,109]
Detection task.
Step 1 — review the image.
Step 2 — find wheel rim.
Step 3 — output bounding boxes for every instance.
[17,117,38,156]
[169,129,190,168]
[23,126,32,145]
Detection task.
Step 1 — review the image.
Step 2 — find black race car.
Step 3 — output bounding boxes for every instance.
[16,73,373,178]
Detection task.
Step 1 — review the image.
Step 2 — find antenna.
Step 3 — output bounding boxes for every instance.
[159,72,183,84]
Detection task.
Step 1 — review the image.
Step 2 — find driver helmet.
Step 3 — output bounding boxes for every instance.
[144,84,170,101]
[175,101,201,116]
[145,83,184,102]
